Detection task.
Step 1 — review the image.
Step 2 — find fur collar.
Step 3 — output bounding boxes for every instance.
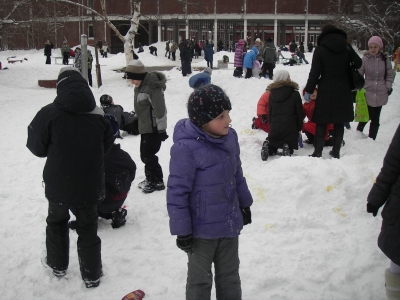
[267,80,299,91]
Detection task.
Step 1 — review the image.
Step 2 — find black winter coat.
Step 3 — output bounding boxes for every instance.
[305,27,362,124]
[367,123,400,265]
[267,81,304,150]
[27,71,114,206]
[180,41,192,75]
[98,144,136,213]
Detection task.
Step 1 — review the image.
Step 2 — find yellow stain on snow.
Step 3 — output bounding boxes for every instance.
[240,129,256,136]
[252,186,267,203]
[326,178,343,192]
[265,223,274,230]
[334,207,346,218]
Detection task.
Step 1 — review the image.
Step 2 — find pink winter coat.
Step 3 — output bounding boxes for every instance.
[358,51,394,107]
[234,40,246,68]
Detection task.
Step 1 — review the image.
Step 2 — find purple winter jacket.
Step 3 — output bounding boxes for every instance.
[358,51,394,107]
[167,119,253,239]
[234,43,246,68]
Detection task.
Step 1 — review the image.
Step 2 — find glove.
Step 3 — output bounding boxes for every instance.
[176,234,193,254]
[159,132,169,142]
[367,202,379,217]
[388,88,393,95]
[261,115,267,124]
[241,207,252,225]
[304,92,311,102]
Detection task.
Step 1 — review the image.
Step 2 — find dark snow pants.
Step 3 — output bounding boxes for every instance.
[186,237,241,300]
[357,105,382,140]
[140,133,163,184]
[46,201,102,282]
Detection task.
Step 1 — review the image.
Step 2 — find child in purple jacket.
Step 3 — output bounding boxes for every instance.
[167,84,253,300]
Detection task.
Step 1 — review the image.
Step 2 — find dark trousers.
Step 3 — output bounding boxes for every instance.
[186,237,241,300]
[207,61,213,69]
[261,62,275,79]
[45,55,51,64]
[46,201,102,281]
[140,133,163,183]
[357,105,382,140]
[172,52,176,61]
[88,68,92,87]
[245,68,253,79]
[62,53,69,65]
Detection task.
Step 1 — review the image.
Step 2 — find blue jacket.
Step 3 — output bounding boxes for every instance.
[204,44,214,62]
[167,119,253,239]
[188,72,211,88]
[243,46,258,68]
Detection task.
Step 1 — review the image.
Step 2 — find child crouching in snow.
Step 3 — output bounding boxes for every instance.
[261,70,304,161]
[167,84,253,300]
[252,89,270,133]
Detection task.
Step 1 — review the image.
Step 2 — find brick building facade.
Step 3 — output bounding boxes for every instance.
[6,0,333,52]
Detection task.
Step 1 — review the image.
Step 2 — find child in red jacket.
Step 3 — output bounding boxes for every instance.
[251,90,270,133]
[302,88,335,146]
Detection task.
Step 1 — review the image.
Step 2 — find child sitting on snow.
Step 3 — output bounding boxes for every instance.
[261,70,304,161]
[251,90,270,133]
[301,88,345,147]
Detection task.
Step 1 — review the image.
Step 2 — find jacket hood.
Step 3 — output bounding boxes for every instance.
[363,51,386,59]
[251,46,259,55]
[267,81,299,103]
[318,27,348,53]
[54,73,95,113]
[142,71,167,91]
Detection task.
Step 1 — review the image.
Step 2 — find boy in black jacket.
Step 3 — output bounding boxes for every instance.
[26,66,114,288]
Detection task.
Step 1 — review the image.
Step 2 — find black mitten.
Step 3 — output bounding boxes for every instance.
[176,234,193,254]
[241,207,252,225]
[159,132,169,142]
[367,202,379,217]
[261,115,268,124]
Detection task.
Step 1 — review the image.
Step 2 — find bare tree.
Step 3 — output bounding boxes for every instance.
[327,0,400,49]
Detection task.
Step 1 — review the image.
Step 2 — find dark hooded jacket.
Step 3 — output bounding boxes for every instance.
[305,27,362,124]
[180,40,193,75]
[27,70,114,205]
[134,71,167,134]
[367,123,400,265]
[267,80,304,150]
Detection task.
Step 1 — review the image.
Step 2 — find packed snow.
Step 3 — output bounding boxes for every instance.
[0,41,399,299]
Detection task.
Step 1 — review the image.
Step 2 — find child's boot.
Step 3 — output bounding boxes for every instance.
[261,140,269,161]
[385,268,400,299]
[111,208,127,229]
[282,143,291,156]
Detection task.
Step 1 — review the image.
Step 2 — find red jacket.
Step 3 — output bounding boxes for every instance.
[257,91,270,116]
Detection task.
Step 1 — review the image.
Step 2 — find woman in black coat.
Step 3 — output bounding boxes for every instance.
[367,123,400,296]
[304,24,362,159]
[180,40,192,76]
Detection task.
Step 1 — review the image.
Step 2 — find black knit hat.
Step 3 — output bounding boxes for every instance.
[188,84,232,127]
[100,94,113,107]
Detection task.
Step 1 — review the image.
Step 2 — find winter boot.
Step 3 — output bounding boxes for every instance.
[251,117,256,129]
[385,268,400,300]
[261,139,269,161]
[329,126,344,159]
[369,123,380,140]
[309,136,324,157]
[41,251,67,278]
[111,208,127,229]
[137,179,148,189]
[282,143,291,156]
[142,181,165,194]
[356,122,367,132]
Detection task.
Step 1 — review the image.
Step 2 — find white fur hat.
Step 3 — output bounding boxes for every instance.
[273,70,290,81]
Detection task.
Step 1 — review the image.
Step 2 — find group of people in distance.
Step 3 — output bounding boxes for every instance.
[27,21,398,299]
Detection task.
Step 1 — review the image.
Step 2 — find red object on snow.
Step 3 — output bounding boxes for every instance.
[69,49,75,57]
[121,289,145,300]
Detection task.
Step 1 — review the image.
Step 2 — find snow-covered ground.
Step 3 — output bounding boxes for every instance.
[1,41,399,299]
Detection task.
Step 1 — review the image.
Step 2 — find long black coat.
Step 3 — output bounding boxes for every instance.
[268,81,304,150]
[180,41,192,76]
[27,70,114,206]
[367,123,400,265]
[305,28,362,124]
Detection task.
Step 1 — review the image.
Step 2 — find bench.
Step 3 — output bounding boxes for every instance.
[8,59,23,64]
[38,79,58,88]
[53,57,75,65]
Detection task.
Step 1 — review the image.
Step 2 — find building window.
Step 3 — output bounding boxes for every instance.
[88,23,94,39]
[87,0,94,14]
